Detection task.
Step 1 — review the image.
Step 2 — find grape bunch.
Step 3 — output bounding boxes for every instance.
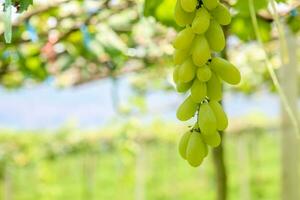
[173,0,241,167]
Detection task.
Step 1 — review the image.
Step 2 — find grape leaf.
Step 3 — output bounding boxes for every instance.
[11,0,33,13]
[234,0,268,16]
[19,0,33,13]
[144,0,177,28]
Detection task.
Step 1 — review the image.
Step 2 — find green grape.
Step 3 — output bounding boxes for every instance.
[203,0,219,10]
[205,20,225,52]
[176,95,198,121]
[207,72,222,101]
[173,66,180,84]
[191,79,207,103]
[186,132,208,167]
[175,0,196,27]
[192,35,211,67]
[198,103,217,135]
[181,0,197,13]
[197,65,212,82]
[209,57,241,85]
[211,3,231,25]
[202,131,221,147]
[178,131,192,159]
[178,58,196,83]
[192,7,210,34]
[173,27,195,50]
[174,48,190,65]
[177,82,193,93]
[209,100,228,131]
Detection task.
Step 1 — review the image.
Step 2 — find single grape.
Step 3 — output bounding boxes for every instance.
[176,95,198,121]
[178,58,196,83]
[198,103,217,135]
[197,65,212,82]
[211,3,231,25]
[202,131,221,147]
[173,66,180,84]
[205,20,225,52]
[191,79,207,103]
[192,7,210,34]
[202,0,219,10]
[174,0,196,27]
[209,100,228,131]
[173,27,195,50]
[192,35,211,66]
[207,72,222,101]
[209,57,241,85]
[186,132,208,167]
[178,131,192,159]
[174,48,190,65]
[181,0,197,13]
[177,82,193,93]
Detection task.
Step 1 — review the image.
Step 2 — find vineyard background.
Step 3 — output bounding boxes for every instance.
[0,121,280,200]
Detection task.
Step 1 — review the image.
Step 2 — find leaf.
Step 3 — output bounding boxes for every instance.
[287,8,300,33]
[230,15,271,42]
[234,0,268,16]
[18,0,33,13]
[144,0,177,28]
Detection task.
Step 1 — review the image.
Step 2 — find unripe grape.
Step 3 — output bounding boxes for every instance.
[178,131,192,159]
[197,65,212,82]
[191,79,207,103]
[192,7,210,34]
[173,27,195,50]
[211,3,231,25]
[186,132,208,167]
[192,35,211,66]
[202,131,221,147]
[176,95,198,121]
[181,0,197,13]
[210,57,241,85]
[175,0,196,27]
[207,72,222,101]
[203,0,219,10]
[174,49,190,65]
[209,101,228,130]
[198,103,217,135]
[177,82,193,93]
[205,20,225,52]
[173,66,180,84]
[178,58,196,83]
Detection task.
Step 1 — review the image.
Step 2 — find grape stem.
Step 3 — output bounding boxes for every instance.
[196,0,203,9]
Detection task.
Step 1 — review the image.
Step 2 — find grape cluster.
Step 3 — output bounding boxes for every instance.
[173,0,241,167]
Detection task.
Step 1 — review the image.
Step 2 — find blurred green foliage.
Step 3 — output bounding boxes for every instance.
[0,118,280,200]
[12,0,33,13]
[0,0,299,95]
[0,0,173,88]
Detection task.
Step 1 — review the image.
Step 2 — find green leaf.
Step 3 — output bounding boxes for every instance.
[144,0,177,28]
[234,0,268,16]
[230,15,271,42]
[287,8,300,33]
[19,0,33,13]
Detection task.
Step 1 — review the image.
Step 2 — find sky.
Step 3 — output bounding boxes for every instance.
[0,76,280,130]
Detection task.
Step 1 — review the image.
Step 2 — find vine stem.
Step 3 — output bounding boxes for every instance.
[248,0,300,138]
[269,0,289,64]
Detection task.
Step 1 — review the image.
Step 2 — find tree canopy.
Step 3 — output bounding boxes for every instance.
[0,0,299,93]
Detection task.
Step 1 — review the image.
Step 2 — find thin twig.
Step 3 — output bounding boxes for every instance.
[248,0,300,138]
